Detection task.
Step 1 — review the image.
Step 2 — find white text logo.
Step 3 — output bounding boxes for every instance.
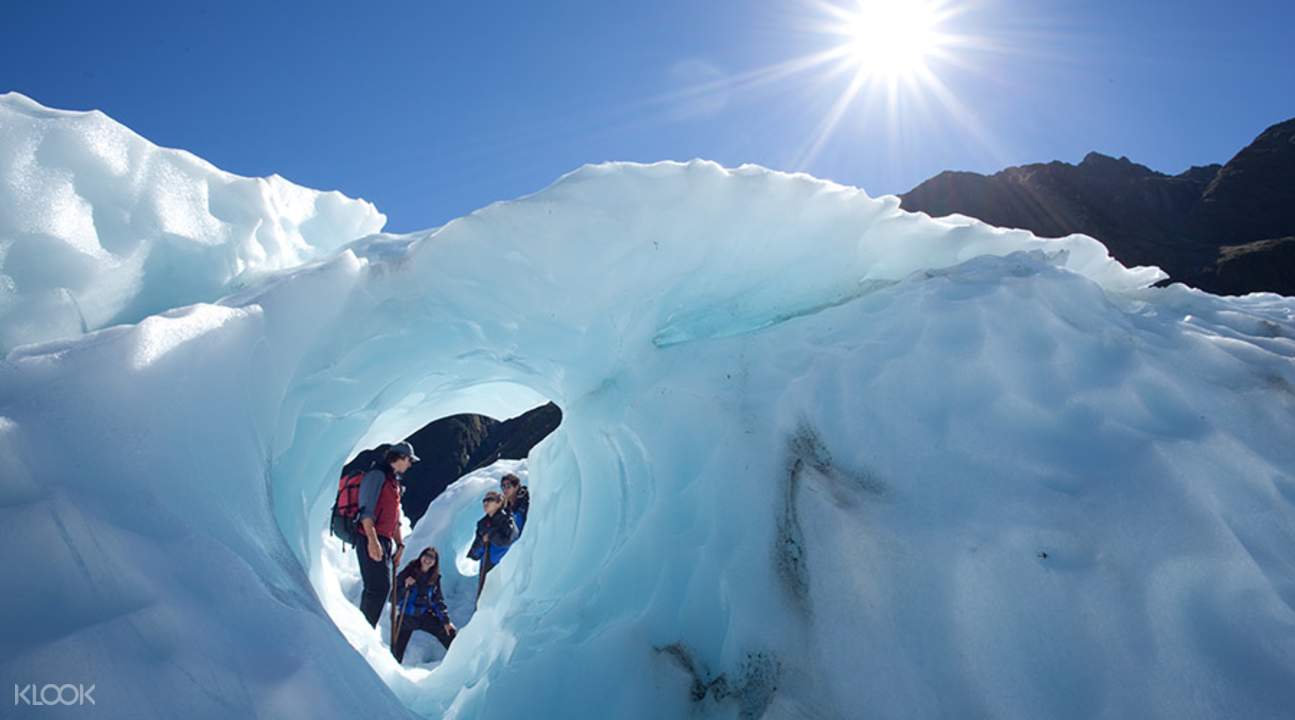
[14,684,96,706]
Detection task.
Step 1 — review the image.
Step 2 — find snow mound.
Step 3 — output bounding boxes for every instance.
[1,107,1294,720]
[0,92,386,353]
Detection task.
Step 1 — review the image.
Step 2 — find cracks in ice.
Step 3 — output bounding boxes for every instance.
[654,643,781,720]
[776,422,888,611]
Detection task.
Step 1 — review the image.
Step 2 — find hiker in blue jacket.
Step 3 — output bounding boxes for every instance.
[501,473,530,536]
[468,491,518,601]
[392,547,456,663]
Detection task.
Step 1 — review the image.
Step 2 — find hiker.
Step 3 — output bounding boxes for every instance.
[500,473,530,536]
[354,441,418,627]
[391,546,456,663]
[468,490,518,600]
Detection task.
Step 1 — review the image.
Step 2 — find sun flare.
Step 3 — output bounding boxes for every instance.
[841,0,941,77]
[648,0,986,170]
[773,0,978,167]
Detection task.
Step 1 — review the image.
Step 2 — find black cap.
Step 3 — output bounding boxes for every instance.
[389,441,420,462]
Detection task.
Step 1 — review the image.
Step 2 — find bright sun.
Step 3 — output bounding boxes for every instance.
[839,0,942,77]
[657,0,981,169]
[774,0,970,166]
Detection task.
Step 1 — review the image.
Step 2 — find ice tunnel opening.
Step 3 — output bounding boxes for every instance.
[323,394,562,667]
[265,370,606,710]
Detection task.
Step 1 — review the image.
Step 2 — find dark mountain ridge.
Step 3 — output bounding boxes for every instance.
[900,117,1295,296]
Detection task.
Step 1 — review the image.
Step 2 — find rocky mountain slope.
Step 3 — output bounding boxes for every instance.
[901,118,1295,296]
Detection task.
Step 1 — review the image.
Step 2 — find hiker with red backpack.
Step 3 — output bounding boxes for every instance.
[333,441,420,627]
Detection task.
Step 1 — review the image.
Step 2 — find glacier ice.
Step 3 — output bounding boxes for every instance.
[0,93,386,353]
[2,98,1295,720]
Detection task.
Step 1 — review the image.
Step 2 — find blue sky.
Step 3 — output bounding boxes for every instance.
[3,0,1292,232]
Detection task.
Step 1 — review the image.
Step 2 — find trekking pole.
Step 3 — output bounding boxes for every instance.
[475,540,491,610]
[389,555,398,648]
[392,584,413,651]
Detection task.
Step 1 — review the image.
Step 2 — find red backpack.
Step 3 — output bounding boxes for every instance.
[330,470,366,540]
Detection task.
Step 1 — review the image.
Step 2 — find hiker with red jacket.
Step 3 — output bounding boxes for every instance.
[468,490,518,601]
[354,442,419,627]
[391,547,456,664]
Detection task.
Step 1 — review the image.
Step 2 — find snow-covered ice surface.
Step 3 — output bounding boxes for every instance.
[0,93,385,353]
[2,99,1295,719]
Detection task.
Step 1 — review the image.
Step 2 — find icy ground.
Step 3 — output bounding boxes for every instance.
[2,95,1294,720]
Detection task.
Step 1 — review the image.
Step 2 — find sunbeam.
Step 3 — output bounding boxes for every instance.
[640,0,998,180]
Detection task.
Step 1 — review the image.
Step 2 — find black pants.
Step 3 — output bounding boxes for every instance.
[392,613,456,663]
[354,534,393,627]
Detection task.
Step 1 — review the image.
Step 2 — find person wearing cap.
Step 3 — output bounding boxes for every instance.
[467,490,519,601]
[354,441,420,627]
